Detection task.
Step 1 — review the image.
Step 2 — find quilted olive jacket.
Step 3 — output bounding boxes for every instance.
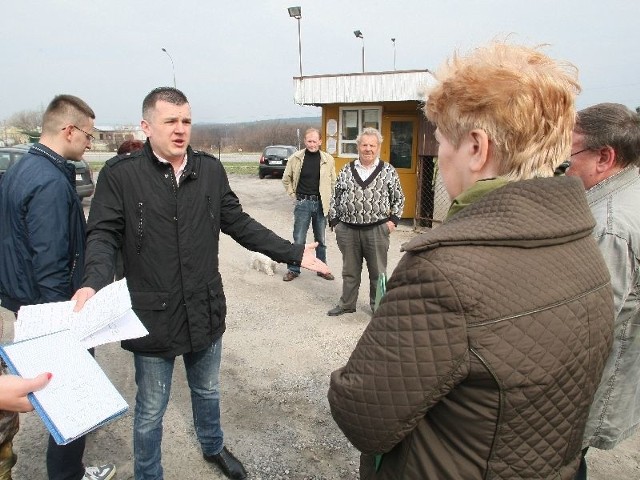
[329,176,614,479]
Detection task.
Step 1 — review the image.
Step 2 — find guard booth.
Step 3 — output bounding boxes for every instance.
[293,70,444,226]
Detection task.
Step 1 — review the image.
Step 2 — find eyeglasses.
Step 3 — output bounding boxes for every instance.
[63,125,95,141]
[570,148,590,157]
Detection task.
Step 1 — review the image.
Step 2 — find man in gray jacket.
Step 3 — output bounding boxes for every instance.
[566,103,640,479]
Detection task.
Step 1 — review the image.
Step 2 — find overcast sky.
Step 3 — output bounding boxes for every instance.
[1,0,638,125]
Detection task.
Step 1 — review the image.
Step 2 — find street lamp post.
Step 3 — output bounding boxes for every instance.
[161,48,176,88]
[288,6,303,77]
[354,30,364,73]
[391,38,396,70]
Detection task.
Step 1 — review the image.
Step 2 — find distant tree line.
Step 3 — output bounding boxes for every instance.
[190,117,321,153]
[2,108,320,153]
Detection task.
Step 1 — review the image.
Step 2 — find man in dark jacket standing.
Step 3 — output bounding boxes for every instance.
[72,87,329,480]
[0,95,115,480]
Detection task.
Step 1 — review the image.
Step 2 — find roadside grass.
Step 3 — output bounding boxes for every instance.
[223,162,258,175]
[87,161,258,175]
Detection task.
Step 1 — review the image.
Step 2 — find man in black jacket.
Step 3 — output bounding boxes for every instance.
[72,87,329,480]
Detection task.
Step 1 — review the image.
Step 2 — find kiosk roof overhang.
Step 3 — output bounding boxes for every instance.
[293,69,434,106]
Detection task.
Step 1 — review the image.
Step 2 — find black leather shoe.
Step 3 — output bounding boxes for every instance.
[203,446,247,480]
[327,305,356,316]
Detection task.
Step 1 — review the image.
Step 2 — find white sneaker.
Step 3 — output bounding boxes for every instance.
[83,464,116,480]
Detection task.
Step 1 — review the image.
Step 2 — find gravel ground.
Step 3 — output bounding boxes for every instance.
[12,174,640,479]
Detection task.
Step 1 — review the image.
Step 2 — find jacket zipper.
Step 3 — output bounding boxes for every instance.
[206,196,216,234]
[136,202,144,254]
[467,281,610,328]
[69,252,79,282]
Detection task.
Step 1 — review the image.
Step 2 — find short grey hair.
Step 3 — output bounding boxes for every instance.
[356,127,383,145]
[575,103,640,167]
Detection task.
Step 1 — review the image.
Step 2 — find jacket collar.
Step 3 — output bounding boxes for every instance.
[446,178,510,220]
[293,149,330,165]
[143,140,199,183]
[586,165,640,205]
[402,176,595,253]
[28,143,75,183]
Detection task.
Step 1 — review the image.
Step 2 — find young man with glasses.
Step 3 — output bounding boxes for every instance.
[0,94,115,480]
[566,103,640,480]
[69,124,96,142]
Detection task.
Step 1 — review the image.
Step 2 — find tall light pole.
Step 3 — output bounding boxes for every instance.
[161,48,176,88]
[354,30,364,73]
[288,6,303,77]
[391,38,396,70]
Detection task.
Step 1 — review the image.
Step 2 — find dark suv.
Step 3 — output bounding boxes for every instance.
[258,145,297,179]
[0,145,95,199]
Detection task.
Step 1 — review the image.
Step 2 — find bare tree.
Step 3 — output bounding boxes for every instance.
[6,108,44,133]
[190,118,320,153]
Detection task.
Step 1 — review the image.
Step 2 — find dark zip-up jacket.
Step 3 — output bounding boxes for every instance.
[0,144,86,312]
[329,176,614,479]
[82,141,303,357]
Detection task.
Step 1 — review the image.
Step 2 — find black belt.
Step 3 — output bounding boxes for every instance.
[296,194,319,201]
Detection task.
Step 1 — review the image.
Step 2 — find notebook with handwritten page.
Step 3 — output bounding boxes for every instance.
[0,278,147,445]
[0,329,128,445]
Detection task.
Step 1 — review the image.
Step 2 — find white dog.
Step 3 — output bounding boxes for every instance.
[249,252,277,276]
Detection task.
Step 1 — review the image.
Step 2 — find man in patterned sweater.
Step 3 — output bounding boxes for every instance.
[327,128,404,316]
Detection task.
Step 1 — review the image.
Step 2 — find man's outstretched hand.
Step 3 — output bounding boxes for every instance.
[301,242,331,274]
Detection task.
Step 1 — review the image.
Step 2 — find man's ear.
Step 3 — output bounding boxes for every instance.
[467,129,490,173]
[141,119,151,138]
[595,146,616,174]
[60,124,73,142]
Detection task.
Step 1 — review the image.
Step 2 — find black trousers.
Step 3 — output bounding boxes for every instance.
[574,447,589,480]
[47,435,86,480]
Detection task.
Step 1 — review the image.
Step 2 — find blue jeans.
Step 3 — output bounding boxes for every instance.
[133,339,223,480]
[287,198,327,274]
